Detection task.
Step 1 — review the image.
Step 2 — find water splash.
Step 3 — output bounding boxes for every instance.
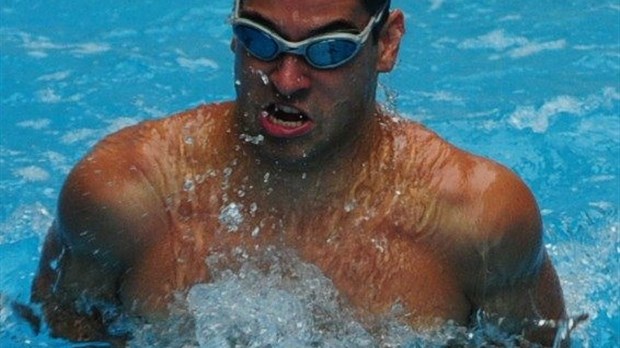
[186,249,374,348]
[123,249,584,347]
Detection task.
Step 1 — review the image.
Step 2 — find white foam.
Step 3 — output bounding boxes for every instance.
[459,29,529,51]
[105,117,141,133]
[70,42,111,55]
[429,0,445,12]
[43,151,71,174]
[61,128,98,144]
[20,33,64,50]
[35,88,83,104]
[498,14,522,22]
[177,57,219,71]
[422,90,464,103]
[131,98,166,118]
[13,166,50,182]
[508,87,619,133]
[27,51,48,58]
[14,31,110,58]
[36,70,72,82]
[508,39,566,59]
[36,88,62,103]
[16,119,51,130]
[509,96,582,132]
[0,203,53,244]
[459,29,567,59]
[105,28,139,38]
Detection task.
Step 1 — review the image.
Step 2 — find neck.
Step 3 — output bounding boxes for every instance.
[235,106,384,213]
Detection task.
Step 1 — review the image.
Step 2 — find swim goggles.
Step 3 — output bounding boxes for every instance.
[231,0,388,69]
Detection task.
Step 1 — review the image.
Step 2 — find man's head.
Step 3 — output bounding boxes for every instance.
[231,0,404,169]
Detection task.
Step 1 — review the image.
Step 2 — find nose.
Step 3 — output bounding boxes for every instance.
[269,54,311,98]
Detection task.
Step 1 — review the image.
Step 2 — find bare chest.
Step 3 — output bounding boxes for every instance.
[120,203,471,328]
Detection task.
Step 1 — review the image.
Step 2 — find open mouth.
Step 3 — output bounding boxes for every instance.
[259,104,314,138]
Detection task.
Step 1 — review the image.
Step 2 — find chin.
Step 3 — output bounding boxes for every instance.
[254,142,324,172]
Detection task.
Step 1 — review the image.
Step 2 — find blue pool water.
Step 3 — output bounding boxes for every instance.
[1,0,618,346]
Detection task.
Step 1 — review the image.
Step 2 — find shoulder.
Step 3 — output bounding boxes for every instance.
[382,116,544,288]
[432,142,544,290]
[56,102,234,265]
[388,116,541,250]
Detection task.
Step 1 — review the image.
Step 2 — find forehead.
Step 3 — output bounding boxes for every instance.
[239,0,370,37]
[240,0,365,13]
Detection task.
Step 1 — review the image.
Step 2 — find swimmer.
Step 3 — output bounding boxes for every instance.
[31,0,568,346]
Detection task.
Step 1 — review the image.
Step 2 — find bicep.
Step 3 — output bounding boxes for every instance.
[57,143,169,266]
[32,224,125,342]
[32,130,167,341]
[468,172,566,345]
[476,252,566,346]
[455,161,567,345]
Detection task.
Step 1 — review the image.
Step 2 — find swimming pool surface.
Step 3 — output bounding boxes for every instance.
[1,0,618,346]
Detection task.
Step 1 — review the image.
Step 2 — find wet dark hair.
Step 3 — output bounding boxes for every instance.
[236,0,391,41]
[237,0,391,25]
[363,0,391,16]
[363,0,391,40]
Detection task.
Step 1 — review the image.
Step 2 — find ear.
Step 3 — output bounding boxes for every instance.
[376,10,405,72]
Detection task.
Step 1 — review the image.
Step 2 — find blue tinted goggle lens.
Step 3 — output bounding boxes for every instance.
[233,24,280,60]
[306,39,358,67]
[233,24,360,69]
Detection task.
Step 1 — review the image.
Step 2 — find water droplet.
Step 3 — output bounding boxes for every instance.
[257,70,270,85]
[184,135,194,145]
[344,200,357,212]
[219,202,244,232]
[183,178,195,192]
[240,133,265,145]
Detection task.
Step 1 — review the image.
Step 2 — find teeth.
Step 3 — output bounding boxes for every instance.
[275,105,300,114]
[269,115,303,128]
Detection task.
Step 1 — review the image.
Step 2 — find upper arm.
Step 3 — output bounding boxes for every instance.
[32,127,169,341]
[457,161,567,345]
[31,223,124,342]
[57,132,169,267]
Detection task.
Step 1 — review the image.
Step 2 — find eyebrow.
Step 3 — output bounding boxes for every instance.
[239,11,360,40]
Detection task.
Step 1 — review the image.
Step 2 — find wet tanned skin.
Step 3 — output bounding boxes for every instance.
[31,0,567,346]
